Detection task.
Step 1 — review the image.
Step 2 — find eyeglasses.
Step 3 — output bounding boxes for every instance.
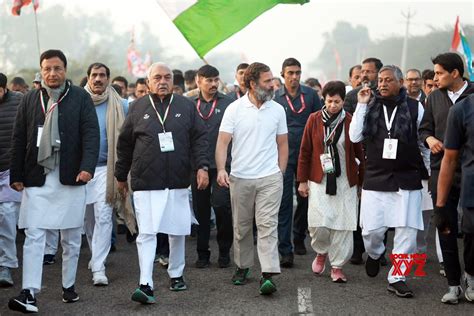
[41,66,65,74]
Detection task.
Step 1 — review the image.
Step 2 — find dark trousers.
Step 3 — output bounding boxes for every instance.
[156,233,169,256]
[191,168,233,259]
[278,164,308,256]
[431,170,462,286]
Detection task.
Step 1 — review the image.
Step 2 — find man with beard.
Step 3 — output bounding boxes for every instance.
[83,63,129,286]
[405,69,426,105]
[216,62,288,295]
[419,52,474,304]
[115,62,208,304]
[274,57,321,268]
[191,65,233,268]
[8,49,99,313]
[349,65,424,298]
[227,63,249,100]
[343,57,383,115]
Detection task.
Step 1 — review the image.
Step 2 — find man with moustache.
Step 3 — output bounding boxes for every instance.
[343,57,383,115]
[405,69,426,105]
[115,62,208,304]
[227,63,249,100]
[274,57,321,267]
[216,62,288,295]
[83,62,129,286]
[349,65,425,298]
[8,49,99,313]
[191,65,233,268]
[347,64,362,92]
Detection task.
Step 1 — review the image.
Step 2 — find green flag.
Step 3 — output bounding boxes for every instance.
[158,0,309,58]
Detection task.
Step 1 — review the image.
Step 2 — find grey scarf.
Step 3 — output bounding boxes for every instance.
[37,80,67,174]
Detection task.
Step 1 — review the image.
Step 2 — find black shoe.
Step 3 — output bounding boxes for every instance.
[293,240,307,255]
[232,267,250,285]
[117,224,127,234]
[170,277,187,291]
[8,289,38,313]
[365,255,380,277]
[380,255,388,266]
[62,285,79,303]
[218,254,231,268]
[280,253,294,268]
[387,281,414,298]
[350,250,364,265]
[131,284,155,304]
[195,258,210,268]
[43,254,56,265]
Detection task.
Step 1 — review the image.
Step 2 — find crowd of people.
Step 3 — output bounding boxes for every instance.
[0,48,473,313]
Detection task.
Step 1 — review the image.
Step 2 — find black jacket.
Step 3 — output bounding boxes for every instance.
[0,90,22,171]
[191,92,232,170]
[115,93,209,191]
[363,96,423,191]
[10,82,100,187]
[419,81,474,171]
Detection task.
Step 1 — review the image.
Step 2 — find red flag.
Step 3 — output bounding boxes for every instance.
[11,0,39,16]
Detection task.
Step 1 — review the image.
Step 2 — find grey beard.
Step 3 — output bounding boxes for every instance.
[255,86,274,102]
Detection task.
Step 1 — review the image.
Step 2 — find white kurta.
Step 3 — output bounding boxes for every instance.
[133,188,194,235]
[19,166,86,229]
[421,179,433,211]
[307,133,358,231]
[85,165,107,204]
[360,189,423,232]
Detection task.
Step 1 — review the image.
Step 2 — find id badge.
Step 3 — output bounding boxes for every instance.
[36,126,43,147]
[158,132,175,152]
[320,153,335,174]
[382,138,398,159]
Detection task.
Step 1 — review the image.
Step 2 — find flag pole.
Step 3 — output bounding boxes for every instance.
[33,7,41,59]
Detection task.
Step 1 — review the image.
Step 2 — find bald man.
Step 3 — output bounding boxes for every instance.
[115,62,209,304]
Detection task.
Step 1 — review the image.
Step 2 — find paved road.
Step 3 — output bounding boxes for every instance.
[1,228,472,315]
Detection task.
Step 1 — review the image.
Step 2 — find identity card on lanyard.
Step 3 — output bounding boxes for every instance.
[149,95,175,152]
[37,88,69,147]
[285,94,306,114]
[382,105,398,160]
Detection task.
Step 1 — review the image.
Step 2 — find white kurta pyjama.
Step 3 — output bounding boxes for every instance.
[133,188,194,235]
[18,166,86,229]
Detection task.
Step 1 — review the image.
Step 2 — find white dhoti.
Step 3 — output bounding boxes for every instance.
[133,189,192,288]
[84,166,113,273]
[360,189,422,284]
[18,167,86,294]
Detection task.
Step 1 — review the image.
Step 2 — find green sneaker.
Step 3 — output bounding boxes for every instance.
[131,284,156,304]
[259,276,277,295]
[170,277,187,291]
[232,267,250,285]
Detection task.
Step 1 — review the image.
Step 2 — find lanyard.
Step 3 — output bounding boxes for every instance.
[196,98,217,120]
[149,94,174,132]
[383,105,398,138]
[285,93,306,114]
[40,88,70,117]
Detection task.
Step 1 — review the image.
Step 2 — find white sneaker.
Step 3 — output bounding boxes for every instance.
[92,271,108,286]
[441,286,462,304]
[465,272,474,302]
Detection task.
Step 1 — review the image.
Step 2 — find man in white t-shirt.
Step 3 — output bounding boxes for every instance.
[216,62,288,295]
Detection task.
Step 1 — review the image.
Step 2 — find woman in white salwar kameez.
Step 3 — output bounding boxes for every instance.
[297,81,365,283]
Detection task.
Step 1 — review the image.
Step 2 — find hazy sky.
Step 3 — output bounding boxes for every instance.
[4,0,474,77]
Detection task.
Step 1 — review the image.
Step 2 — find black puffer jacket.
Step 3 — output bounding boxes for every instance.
[0,90,22,171]
[10,82,100,186]
[115,93,209,191]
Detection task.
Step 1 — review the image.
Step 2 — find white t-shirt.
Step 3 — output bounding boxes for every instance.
[219,94,288,179]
